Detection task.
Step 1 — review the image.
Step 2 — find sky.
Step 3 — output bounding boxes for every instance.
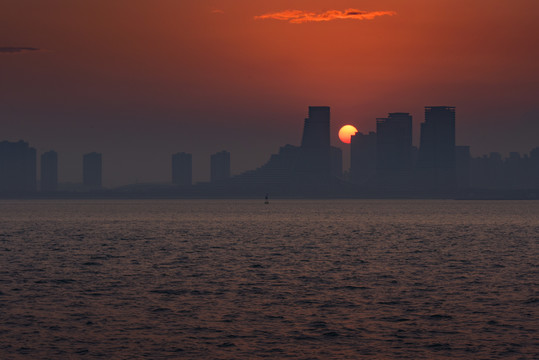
[1,0,538,186]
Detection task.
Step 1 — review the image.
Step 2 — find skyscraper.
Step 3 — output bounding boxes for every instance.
[41,150,58,192]
[0,140,36,193]
[172,152,192,186]
[83,152,102,189]
[376,113,413,186]
[418,106,456,190]
[350,131,377,184]
[211,150,230,183]
[301,106,330,149]
[297,106,331,181]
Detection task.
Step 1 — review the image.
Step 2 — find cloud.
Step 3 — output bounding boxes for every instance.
[0,47,41,54]
[254,9,396,24]
[211,8,225,14]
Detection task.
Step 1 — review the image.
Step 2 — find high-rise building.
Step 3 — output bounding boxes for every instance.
[376,113,413,185]
[211,150,230,183]
[298,106,331,181]
[350,131,377,184]
[172,152,192,186]
[83,152,102,189]
[41,150,58,192]
[0,140,36,193]
[418,106,456,189]
[301,106,330,149]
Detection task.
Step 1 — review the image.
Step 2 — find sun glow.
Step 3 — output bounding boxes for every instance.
[338,125,358,144]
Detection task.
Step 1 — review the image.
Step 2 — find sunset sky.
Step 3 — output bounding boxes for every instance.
[1,0,538,186]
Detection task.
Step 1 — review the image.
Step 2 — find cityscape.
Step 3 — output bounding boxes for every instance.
[2,1,538,358]
[1,106,538,199]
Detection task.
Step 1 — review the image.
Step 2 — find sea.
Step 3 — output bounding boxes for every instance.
[0,199,537,359]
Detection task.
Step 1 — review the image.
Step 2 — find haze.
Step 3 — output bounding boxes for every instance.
[1,0,538,187]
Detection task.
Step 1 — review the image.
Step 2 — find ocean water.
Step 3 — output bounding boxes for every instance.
[0,199,537,359]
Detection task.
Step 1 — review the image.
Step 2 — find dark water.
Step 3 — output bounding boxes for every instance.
[0,199,537,359]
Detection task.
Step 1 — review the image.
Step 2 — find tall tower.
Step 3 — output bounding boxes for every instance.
[0,140,36,193]
[376,112,413,185]
[350,131,377,184]
[41,150,58,192]
[298,106,331,181]
[418,106,456,189]
[301,106,330,149]
[172,152,192,186]
[83,152,102,189]
[211,150,230,183]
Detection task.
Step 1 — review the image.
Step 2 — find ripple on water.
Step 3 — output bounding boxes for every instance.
[0,199,537,359]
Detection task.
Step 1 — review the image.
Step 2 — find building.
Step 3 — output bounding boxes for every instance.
[297,106,331,183]
[83,152,102,189]
[210,150,230,183]
[41,150,58,192]
[418,106,456,190]
[171,152,192,186]
[350,131,377,185]
[0,140,36,193]
[376,112,413,186]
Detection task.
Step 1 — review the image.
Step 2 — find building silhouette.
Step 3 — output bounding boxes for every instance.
[40,150,58,192]
[221,144,300,195]
[530,147,539,187]
[350,131,377,185]
[212,106,340,195]
[171,152,192,186]
[418,106,456,190]
[297,106,331,183]
[83,152,102,189]
[376,112,413,187]
[469,149,539,190]
[0,140,36,193]
[211,150,230,183]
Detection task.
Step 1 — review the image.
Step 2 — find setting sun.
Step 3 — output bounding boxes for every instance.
[338,125,358,144]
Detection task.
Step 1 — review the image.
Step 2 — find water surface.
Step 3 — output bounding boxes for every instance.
[0,200,537,359]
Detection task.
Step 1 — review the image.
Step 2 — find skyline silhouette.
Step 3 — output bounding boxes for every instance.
[1,3,538,357]
[1,105,538,198]
[2,1,538,187]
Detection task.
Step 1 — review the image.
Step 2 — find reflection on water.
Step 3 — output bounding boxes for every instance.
[0,200,537,359]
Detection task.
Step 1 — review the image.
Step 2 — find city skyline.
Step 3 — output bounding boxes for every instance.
[1,105,538,196]
[1,0,538,187]
[1,3,537,358]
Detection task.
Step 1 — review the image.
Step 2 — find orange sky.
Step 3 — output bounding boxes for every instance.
[1,0,538,185]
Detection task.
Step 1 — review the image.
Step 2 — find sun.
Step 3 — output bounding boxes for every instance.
[338,125,358,144]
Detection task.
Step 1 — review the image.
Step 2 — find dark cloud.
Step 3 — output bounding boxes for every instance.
[0,47,41,54]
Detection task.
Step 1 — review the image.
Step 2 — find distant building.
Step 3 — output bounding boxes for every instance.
[83,152,102,189]
[41,150,58,192]
[376,112,413,187]
[171,152,192,186]
[211,150,230,183]
[418,106,456,190]
[0,140,36,193]
[531,147,539,187]
[297,106,331,182]
[350,131,377,184]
